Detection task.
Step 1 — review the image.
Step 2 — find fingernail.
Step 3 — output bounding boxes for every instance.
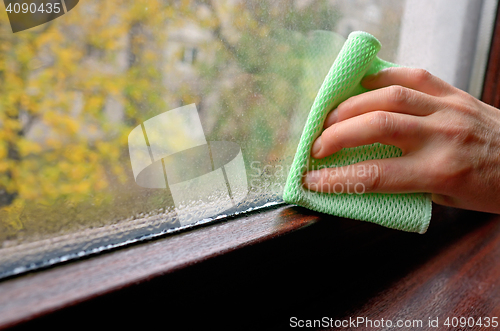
[311,136,322,157]
[302,170,321,188]
[362,74,377,82]
[324,109,339,127]
[361,73,380,87]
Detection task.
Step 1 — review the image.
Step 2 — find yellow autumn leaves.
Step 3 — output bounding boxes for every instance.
[0,0,174,240]
[0,0,346,243]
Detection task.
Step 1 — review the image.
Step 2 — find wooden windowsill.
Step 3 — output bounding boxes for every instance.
[1,203,500,330]
[0,204,320,329]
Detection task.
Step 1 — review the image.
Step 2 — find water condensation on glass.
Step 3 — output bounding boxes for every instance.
[129,103,248,226]
[0,0,405,278]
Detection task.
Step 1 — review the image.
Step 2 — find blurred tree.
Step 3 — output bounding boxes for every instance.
[0,0,341,242]
[0,0,173,238]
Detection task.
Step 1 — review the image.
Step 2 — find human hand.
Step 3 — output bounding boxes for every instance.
[303,67,500,214]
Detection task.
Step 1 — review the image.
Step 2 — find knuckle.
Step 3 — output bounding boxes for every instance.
[440,87,480,115]
[387,85,410,106]
[358,162,382,192]
[412,68,433,84]
[438,116,475,144]
[452,96,479,116]
[368,111,394,135]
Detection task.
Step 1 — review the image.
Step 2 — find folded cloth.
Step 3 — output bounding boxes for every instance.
[283,31,432,233]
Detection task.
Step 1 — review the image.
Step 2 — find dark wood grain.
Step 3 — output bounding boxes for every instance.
[0,205,319,329]
[2,204,500,330]
[317,210,500,331]
[482,1,500,107]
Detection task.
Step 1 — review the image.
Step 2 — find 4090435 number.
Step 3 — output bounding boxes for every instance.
[444,316,498,328]
[5,2,61,14]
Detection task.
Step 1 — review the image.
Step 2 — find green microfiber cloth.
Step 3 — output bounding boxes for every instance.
[283,31,432,233]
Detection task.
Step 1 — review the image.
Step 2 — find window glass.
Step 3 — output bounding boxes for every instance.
[1,0,489,278]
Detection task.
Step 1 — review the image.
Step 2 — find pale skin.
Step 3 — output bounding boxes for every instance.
[303,67,500,214]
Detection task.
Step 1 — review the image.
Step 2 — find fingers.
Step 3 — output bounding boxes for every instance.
[323,85,444,128]
[312,111,425,159]
[323,67,452,128]
[361,67,454,97]
[306,67,445,194]
[431,193,459,207]
[302,157,429,194]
